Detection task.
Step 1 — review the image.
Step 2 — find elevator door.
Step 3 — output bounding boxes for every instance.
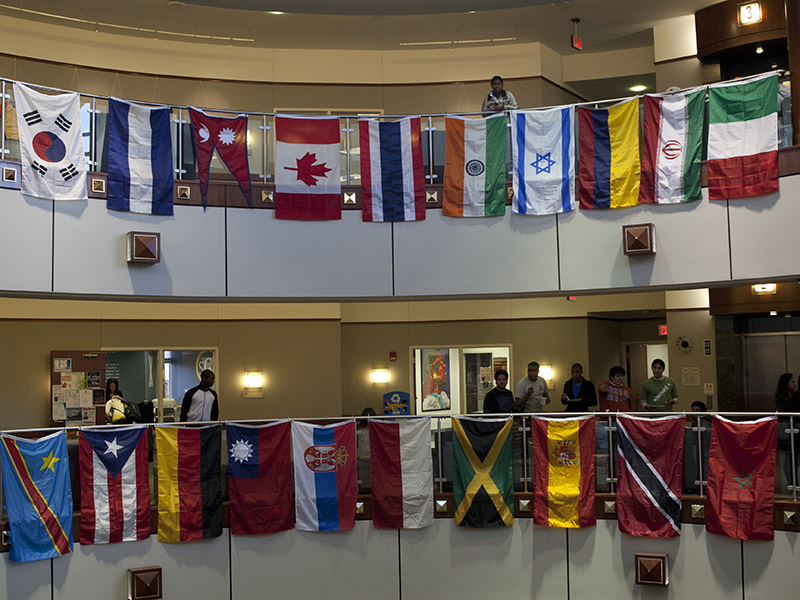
[743,334,800,411]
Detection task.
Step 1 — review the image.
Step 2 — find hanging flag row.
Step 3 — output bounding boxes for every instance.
[10,72,779,219]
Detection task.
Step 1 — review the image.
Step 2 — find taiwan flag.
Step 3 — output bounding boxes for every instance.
[188,107,252,208]
[275,116,341,220]
[79,426,151,545]
[227,421,294,535]
[292,420,357,531]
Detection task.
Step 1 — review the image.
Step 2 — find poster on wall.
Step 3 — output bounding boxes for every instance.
[413,348,461,421]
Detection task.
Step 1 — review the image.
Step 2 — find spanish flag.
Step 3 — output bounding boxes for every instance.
[156,425,222,543]
[578,97,640,209]
[532,415,595,528]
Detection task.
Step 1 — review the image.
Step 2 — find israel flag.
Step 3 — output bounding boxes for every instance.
[107,98,173,215]
[511,106,575,215]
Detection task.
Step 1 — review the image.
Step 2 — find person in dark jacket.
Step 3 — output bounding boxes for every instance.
[561,363,597,412]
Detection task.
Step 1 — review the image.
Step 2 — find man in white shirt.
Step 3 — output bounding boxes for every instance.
[180,369,219,422]
[514,361,550,413]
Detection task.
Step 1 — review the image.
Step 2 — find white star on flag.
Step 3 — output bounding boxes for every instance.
[104,437,124,457]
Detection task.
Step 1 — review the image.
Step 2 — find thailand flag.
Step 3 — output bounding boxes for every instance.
[78,426,151,545]
[292,420,357,532]
[107,98,173,215]
[359,117,426,222]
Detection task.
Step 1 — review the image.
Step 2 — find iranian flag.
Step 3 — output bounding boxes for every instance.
[443,114,506,217]
[707,73,779,200]
[639,88,705,204]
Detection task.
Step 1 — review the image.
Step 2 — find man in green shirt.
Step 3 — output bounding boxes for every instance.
[641,358,678,412]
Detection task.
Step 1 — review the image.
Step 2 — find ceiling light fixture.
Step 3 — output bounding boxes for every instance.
[399,37,515,47]
[630,85,647,92]
[756,46,764,54]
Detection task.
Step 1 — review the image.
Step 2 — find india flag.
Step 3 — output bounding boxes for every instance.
[443,115,506,217]
[707,72,779,200]
[639,88,705,204]
[532,415,595,528]
[511,106,575,215]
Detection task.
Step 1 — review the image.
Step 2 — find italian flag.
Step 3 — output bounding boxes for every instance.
[443,114,506,217]
[639,88,705,204]
[707,73,779,200]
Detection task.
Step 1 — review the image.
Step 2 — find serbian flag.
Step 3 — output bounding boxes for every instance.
[639,88,705,204]
[532,415,595,528]
[706,415,777,540]
[0,431,72,562]
[275,116,341,220]
[188,107,252,208]
[616,415,683,537]
[156,425,222,543]
[578,97,640,209]
[107,98,173,215]
[359,117,426,222]
[511,106,575,215]
[227,421,294,535]
[369,417,434,529]
[443,115,506,217]
[79,426,151,545]
[292,420,357,532]
[14,83,87,201]
[707,72,779,199]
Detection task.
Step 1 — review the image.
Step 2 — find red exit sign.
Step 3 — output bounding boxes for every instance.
[571,35,582,51]
[659,325,668,336]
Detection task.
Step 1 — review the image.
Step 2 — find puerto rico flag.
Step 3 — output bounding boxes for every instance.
[188,107,252,208]
[292,420,357,532]
[227,421,294,535]
[359,117,426,222]
[369,417,434,529]
[107,98,173,215]
[616,415,683,537]
[78,426,151,545]
[14,83,87,200]
[275,116,341,220]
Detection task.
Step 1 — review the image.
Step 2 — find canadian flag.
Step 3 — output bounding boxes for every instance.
[275,116,341,220]
[188,107,252,208]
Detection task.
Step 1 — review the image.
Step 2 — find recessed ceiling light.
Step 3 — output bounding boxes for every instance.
[630,85,647,92]
[269,11,285,14]
[167,1,186,9]
[756,46,764,54]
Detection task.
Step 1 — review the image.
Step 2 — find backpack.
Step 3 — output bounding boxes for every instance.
[123,399,142,423]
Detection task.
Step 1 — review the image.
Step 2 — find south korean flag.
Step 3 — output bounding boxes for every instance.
[14,83,87,200]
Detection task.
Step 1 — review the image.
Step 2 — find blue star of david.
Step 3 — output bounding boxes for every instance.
[531,152,556,175]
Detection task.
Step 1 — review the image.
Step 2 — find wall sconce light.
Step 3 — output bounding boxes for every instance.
[538,365,553,382]
[243,371,264,398]
[372,368,390,384]
[752,283,777,295]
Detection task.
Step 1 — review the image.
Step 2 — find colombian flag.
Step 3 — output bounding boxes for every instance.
[532,415,595,528]
[578,97,640,209]
[156,425,222,543]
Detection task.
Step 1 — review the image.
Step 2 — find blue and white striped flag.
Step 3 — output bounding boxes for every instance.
[511,106,575,215]
[107,98,173,215]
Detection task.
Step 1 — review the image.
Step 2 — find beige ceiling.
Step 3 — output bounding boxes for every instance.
[2,0,718,53]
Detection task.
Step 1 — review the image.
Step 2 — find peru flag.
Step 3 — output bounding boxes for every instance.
[188,107,252,208]
[616,415,683,537]
[292,420,357,531]
[78,426,151,545]
[369,418,434,529]
[275,116,341,220]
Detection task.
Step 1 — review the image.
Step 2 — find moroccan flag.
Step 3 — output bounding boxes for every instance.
[443,114,506,217]
[532,415,595,528]
[275,116,341,220]
[511,106,575,215]
[639,88,705,204]
[359,117,426,222]
[227,421,294,535]
[188,107,252,208]
[616,415,683,537]
[578,97,640,209]
[107,98,173,215]
[79,426,151,545]
[706,415,777,540]
[156,425,222,543]
[14,83,86,200]
[292,420,357,532]
[0,431,72,562]
[369,417,434,529]
[452,416,514,528]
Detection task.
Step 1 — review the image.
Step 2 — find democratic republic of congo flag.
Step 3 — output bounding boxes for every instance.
[452,416,514,528]
[532,415,595,528]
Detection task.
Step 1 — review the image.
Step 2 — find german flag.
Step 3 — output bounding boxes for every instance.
[156,425,222,543]
[452,417,514,528]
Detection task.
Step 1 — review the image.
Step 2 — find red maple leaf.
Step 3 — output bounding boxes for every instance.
[283,152,332,186]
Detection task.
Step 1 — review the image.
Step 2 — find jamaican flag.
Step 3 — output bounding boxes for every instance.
[453,416,514,527]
